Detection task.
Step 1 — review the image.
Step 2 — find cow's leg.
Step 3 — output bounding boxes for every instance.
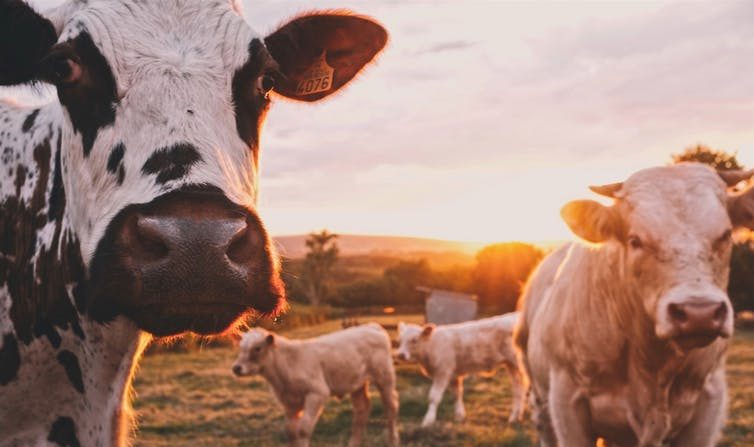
[283,404,305,447]
[421,372,452,427]
[348,384,372,447]
[505,361,526,423]
[670,369,727,447]
[294,393,327,447]
[549,370,592,446]
[374,369,400,446]
[531,390,558,447]
[450,376,466,422]
[285,412,302,447]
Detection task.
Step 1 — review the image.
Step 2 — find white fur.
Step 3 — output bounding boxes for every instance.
[397,313,525,426]
[45,0,261,262]
[233,325,400,447]
[516,164,741,447]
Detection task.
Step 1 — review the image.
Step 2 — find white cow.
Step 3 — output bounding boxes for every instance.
[232,323,400,447]
[396,313,525,427]
[515,163,754,447]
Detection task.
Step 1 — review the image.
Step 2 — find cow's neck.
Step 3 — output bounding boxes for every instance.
[262,337,299,392]
[559,244,686,373]
[577,244,726,428]
[0,100,148,446]
[557,244,725,442]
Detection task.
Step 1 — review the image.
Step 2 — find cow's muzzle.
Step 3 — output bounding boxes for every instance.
[86,186,285,336]
[664,299,731,350]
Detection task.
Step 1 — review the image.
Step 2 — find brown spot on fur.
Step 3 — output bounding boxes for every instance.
[1,136,85,344]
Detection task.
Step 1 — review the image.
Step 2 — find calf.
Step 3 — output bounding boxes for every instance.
[396,313,525,427]
[232,324,400,447]
[0,1,386,445]
[515,163,754,447]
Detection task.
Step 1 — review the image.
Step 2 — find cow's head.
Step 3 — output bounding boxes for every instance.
[396,322,434,361]
[0,0,386,336]
[231,328,274,377]
[561,163,754,350]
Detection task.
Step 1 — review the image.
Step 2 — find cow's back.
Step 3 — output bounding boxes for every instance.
[429,314,518,376]
[303,323,392,396]
[514,244,570,382]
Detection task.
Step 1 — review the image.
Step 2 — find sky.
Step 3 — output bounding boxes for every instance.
[7,0,754,243]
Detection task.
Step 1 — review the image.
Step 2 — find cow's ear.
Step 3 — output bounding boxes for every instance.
[264,12,387,102]
[729,186,754,230]
[0,1,58,85]
[561,200,622,243]
[265,334,275,346]
[421,324,435,338]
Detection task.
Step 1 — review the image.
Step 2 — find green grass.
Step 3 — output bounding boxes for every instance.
[132,319,754,446]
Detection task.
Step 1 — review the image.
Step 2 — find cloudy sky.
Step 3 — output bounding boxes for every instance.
[11,1,754,242]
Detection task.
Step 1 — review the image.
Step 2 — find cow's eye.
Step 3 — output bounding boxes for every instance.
[628,234,643,250]
[256,73,276,98]
[42,53,82,85]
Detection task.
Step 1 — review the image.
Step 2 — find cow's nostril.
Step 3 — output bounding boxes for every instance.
[713,303,727,323]
[232,365,242,376]
[226,222,260,265]
[668,303,687,323]
[127,215,169,261]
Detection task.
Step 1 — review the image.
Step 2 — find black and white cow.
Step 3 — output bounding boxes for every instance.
[0,0,387,445]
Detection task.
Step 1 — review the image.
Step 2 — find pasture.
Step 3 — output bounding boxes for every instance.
[132,317,754,447]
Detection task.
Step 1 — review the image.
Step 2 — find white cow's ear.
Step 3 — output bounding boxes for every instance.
[561,200,622,243]
[728,186,754,229]
[264,12,387,102]
[265,334,275,346]
[421,324,435,338]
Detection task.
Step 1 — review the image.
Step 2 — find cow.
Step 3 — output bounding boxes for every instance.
[231,324,400,447]
[396,313,526,427]
[514,163,754,447]
[0,1,387,445]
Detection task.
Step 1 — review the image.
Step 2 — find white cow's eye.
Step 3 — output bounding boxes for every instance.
[256,74,276,98]
[715,229,732,247]
[628,235,643,250]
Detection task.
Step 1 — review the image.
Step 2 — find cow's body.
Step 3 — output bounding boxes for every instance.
[515,164,754,447]
[232,324,400,447]
[396,313,525,427]
[0,1,386,445]
[0,99,145,446]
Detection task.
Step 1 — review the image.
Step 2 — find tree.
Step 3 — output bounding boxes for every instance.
[333,259,432,308]
[383,259,433,306]
[301,230,339,306]
[671,144,743,170]
[730,241,754,312]
[472,242,544,312]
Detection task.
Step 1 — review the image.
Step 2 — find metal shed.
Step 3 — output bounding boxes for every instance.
[420,288,478,325]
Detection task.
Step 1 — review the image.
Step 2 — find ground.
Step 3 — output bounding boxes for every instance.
[132,317,754,447]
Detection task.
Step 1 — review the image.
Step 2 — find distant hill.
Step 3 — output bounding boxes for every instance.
[272,234,487,260]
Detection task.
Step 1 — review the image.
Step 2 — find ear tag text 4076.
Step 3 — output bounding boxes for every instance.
[296,52,334,96]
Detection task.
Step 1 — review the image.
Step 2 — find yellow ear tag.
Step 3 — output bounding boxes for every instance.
[296,52,334,96]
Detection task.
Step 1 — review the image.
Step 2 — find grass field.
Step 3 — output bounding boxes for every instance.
[132,317,754,447]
